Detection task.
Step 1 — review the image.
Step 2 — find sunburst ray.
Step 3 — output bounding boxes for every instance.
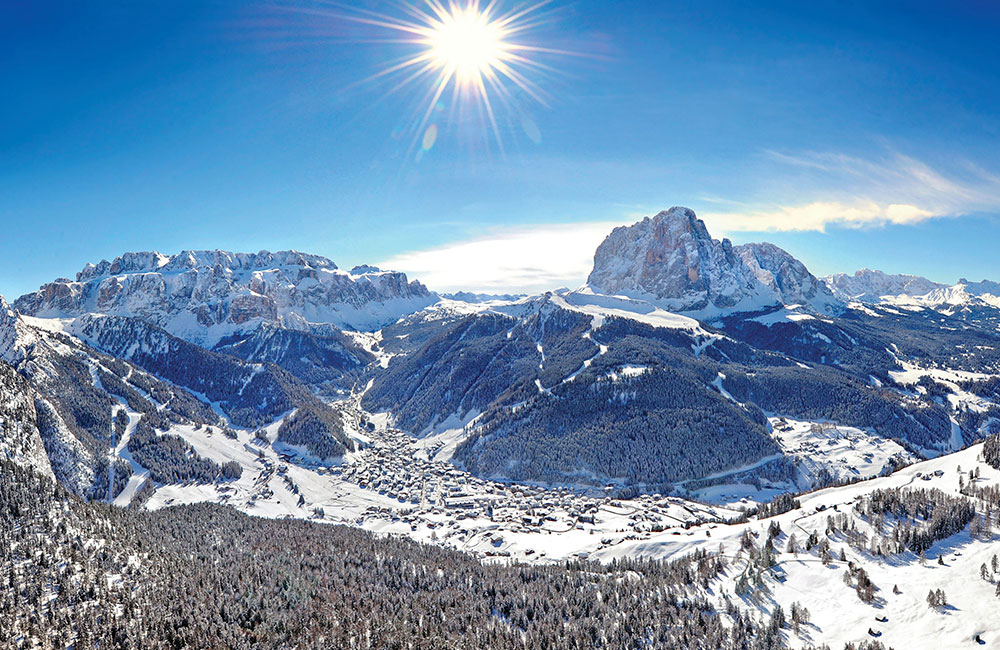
[323,0,568,155]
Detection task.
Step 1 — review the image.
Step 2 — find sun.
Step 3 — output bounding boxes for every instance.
[423,4,512,89]
[333,0,564,153]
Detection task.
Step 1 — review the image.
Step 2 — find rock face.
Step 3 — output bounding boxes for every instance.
[14,250,436,345]
[735,242,839,312]
[587,207,779,313]
[824,269,946,303]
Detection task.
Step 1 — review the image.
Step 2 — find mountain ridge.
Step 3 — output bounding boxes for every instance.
[14,248,436,347]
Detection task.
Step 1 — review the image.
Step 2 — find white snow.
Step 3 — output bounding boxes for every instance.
[595,443,1000,650]
[889,360,998,416]
[749,308,819,326]
[552,289,706,332]
[769,417,915,486]
[81,382,1000,650]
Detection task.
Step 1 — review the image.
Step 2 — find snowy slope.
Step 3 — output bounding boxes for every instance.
[100,386,1000,648]
[595,442,1000,649]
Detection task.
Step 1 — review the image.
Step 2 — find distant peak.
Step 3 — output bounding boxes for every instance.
[75,249,339,282]
[824,268,946,302]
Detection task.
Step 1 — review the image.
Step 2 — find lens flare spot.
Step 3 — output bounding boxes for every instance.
[521,115,542,144]
[422,124,439,150]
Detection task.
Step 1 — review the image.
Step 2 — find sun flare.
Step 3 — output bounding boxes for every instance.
[338,0,563,153]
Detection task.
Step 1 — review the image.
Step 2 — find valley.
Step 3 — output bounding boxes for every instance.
[137,400,740,563]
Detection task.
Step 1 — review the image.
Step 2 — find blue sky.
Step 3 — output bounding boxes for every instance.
[2,0,999,296]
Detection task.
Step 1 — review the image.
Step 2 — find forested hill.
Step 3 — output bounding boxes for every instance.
[0,460,783,650]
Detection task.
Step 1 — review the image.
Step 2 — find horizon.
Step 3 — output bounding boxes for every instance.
[4,1,1000,296]
[1,206,990,301]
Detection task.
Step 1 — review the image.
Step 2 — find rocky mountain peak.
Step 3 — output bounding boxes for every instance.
[586,207,779,314]
[735,242,839,312]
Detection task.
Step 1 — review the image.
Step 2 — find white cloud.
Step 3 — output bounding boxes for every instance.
[379,221,622,294]
[701,200,935,233]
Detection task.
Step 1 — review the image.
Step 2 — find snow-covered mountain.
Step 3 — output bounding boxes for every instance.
[825,270,1000,315]
[0,288,357,499]
[916,278,1000,309]
[586,207,839,316]
[586,207,779,314]
[735,242,840,313]
[824,268,947,303]
[14,250,436,346]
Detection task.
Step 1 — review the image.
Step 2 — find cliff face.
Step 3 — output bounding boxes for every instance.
[587,207,778,313]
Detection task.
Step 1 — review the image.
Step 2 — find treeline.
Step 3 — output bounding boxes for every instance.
[363,312,560,434]
[214,321,373,388]
[742,493,801,521]
[126,418,240,485]
[984,432,1000,470]
[455,364,776,486]
[722,364,952,450]
[275,405,347,460]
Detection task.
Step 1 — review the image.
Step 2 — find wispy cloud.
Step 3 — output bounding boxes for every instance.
[702,150,1000,232]
[701,200,935,232]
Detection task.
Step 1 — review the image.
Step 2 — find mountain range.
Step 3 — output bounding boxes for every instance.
[14,249,435,346]
[3,206,998,499]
